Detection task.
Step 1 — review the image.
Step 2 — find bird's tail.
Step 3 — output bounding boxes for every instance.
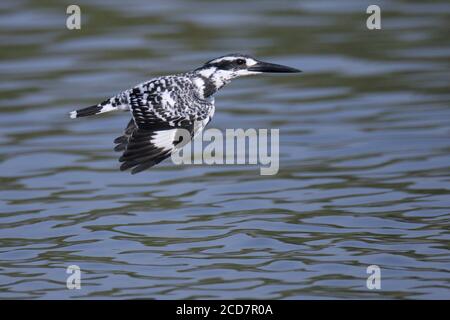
[69,97,124,119]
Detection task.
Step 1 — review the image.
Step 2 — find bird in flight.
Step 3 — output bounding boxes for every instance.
[70,54,300,174]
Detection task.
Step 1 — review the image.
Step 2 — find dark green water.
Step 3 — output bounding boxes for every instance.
[0,0,449,299]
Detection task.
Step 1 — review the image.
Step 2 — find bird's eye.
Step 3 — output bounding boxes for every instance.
[236,59,245,65]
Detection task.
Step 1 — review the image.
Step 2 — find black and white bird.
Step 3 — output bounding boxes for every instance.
[70,54,300,174]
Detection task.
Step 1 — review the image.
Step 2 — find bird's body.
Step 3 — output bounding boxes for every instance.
[70,54,300,174]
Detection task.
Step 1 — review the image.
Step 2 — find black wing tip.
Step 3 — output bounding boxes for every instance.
[114,118,184,174]
[131,165,150,174]
[114,136,127,144]
[114,145,125,152]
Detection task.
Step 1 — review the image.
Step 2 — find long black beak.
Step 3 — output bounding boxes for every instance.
[248,61,301,73]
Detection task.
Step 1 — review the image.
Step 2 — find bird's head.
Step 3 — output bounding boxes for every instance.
[193,54,301,97]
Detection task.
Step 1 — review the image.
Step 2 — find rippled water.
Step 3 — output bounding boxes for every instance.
[1,0,449,299]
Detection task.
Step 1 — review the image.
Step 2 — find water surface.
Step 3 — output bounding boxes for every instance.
[0,0,449,299]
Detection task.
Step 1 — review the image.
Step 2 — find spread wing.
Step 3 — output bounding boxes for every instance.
[114,78,210,174]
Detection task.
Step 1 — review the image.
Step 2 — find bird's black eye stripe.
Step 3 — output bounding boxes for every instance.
[209,61,233,70]
[208,58,246,70]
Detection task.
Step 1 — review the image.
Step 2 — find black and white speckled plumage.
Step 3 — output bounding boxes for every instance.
[71,73,215,174]
[69,54,300,173]
[114,74,215,173]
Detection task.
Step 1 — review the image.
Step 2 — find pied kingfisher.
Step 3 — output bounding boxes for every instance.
[70,54,300,174]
